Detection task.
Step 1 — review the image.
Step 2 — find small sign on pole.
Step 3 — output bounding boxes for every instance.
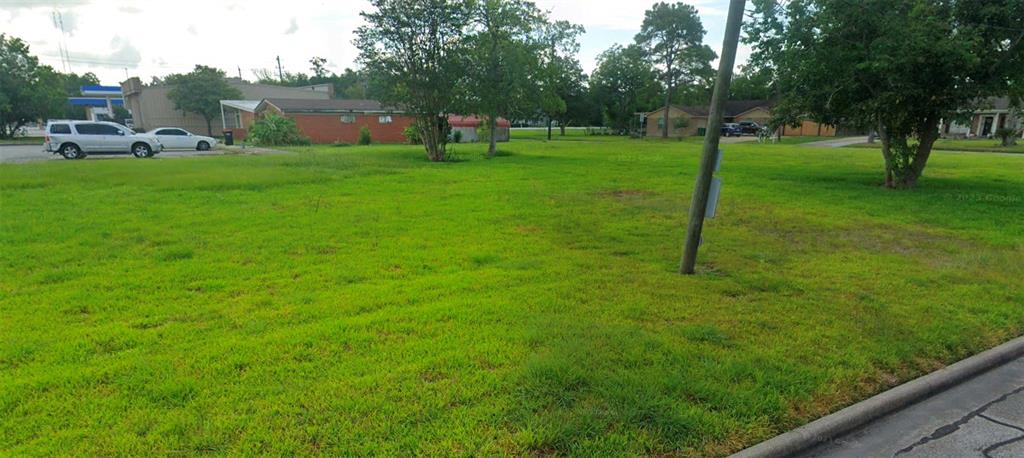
[705,177,722,218]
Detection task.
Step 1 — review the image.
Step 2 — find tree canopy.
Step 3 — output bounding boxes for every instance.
[635,2,713,138]
[747,0,1024,188]
[589,44,661,133]
[355,0,472,161]
[0,34,65,138]
[166,65,243,136]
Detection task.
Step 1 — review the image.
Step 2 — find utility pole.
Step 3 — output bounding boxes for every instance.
[238,66,243,80]
[276,56,284,82]
[679,0,746,274]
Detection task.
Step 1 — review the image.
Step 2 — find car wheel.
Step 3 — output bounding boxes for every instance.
[60,143,83,160]
[197,141,210,151]
[132,142,153,158]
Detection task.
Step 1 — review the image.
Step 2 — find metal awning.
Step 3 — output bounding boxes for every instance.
[219,100,261,112]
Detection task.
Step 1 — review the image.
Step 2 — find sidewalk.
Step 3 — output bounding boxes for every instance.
[800,356,1024,457]
[800,136,870,148]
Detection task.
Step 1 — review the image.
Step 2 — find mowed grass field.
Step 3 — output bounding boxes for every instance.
[2,133,1023,456]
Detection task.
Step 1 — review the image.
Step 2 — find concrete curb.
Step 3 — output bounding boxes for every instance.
[730,335,1024,458]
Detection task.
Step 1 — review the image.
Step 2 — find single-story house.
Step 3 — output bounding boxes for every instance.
[252,98,415,144]
[644,100,837,137]
[122,77,332,135]
[942,97,1023,139]
[449,115,510,142]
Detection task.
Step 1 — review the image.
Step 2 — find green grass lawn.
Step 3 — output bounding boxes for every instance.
[2,136,1022,456]
[849,138,1024,154]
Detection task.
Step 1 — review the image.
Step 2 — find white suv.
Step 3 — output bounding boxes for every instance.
[44,120,164,159]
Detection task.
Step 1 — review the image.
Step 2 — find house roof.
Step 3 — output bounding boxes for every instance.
[449,115,511,128]
[651,99,773,118]
[258,98,403,114]
[220,100,261,112]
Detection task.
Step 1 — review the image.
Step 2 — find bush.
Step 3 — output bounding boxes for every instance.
[247,114,310,146]
[453,130,463,144]
[995,127,1019,147]
[358,126,372,145]
[402,125,422,145]
[331,141,352,147]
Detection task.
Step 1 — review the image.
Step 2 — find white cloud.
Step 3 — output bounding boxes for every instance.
[285,17,299,35]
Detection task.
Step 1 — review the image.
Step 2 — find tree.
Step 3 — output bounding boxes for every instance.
[466,0,543,156]
[748,0,1024,188]
[0,34,65,138]
[729,67,773,101]
[534,20,586,140]
[165,65,242,136]
[309,56,329,78]
[355,0,471,162]
[635,2,709,138]
[589,44,661,133]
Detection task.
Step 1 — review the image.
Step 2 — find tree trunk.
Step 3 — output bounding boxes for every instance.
[419,116,447,162]
[877,118,938,188]
[560,124,566,136]
[205,117,213,136]
[486,114,498,158]
[662,84,671,139]
[547,118,552,140]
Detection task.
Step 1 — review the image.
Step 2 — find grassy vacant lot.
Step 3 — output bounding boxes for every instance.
[2,134,1022,456]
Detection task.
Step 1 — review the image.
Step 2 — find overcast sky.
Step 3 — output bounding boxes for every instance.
[0,0,752,87]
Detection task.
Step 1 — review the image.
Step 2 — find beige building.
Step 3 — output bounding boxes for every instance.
[121,77,333,135]
[644,100,775,137]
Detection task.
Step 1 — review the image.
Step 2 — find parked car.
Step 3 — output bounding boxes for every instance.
[147,128,217,151]
[737,121,761,135]
[43,120,163,159]
[721,123,743,137]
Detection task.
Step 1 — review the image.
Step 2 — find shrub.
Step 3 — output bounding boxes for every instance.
[248,114,310,146]
[358,126,372,145]
[453,130,463,144]
[402,125,422,144]
[995,127,1019,147]
[331,141,352,147]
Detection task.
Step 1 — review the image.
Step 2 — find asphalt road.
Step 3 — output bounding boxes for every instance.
[0,144,228,163]
[801,357,1024,458]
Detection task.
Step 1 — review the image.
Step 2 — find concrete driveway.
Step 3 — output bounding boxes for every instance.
[0,144,230,164]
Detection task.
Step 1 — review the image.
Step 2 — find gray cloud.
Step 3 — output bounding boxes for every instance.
[285,18,298,35]
[70,36,142,68]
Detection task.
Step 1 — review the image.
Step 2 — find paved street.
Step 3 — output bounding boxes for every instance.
[801,357,1024,458]
[0,144,234,163]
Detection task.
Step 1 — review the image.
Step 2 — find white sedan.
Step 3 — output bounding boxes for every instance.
[147,128,218,151]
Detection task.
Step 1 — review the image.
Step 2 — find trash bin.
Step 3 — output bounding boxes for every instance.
[697,127,707,136]
[223,130,234,146]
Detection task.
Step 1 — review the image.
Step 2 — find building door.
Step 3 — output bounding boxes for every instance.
[982,117,994,136]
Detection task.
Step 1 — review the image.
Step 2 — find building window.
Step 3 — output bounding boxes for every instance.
[341,114,356,124]
[378,115,393,124]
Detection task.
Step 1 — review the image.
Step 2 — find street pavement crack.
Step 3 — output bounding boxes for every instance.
[979,413,1024,458]
[894,385,1024,456]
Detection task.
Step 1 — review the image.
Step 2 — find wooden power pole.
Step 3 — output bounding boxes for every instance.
[680,0,747,274]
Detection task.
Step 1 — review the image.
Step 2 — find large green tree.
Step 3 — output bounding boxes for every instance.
[748,0,1024,188]
[165,65,242,136]
[356,0,471,161]
[534,20,586,140]
[589,44,661,134]
[0,34,65,138]
[635,2,711,138]
[466,0,543,156]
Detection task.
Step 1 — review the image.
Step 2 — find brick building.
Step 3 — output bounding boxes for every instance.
[245,98,414,144]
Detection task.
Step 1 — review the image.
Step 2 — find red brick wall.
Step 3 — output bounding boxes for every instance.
[287,113,416,144]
